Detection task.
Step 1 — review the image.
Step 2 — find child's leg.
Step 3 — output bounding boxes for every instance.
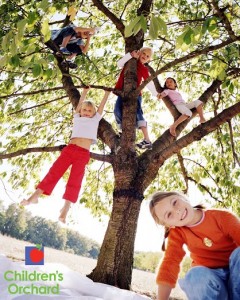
[114,96,123,131]
[170,114,189,136]
[196,103,206,123]
[140,126,151,142]
[229,247,240,299]
[60,35,72,48]
[179,266,228,299]
[20,188,43,206]
[59,200,71,223]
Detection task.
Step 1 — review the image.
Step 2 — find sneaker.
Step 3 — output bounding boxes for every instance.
[67,61,77,69]
[59,47,71,55]
[136,140,152,149]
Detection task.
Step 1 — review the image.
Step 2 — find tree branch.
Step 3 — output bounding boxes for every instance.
[92,0,125,35]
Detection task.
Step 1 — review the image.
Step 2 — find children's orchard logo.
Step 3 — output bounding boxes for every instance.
[3,244,63,295]
[25,244,44,265]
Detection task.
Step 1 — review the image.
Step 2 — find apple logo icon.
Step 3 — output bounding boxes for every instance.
[25,244,44,265]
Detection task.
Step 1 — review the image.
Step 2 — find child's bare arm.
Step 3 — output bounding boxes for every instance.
[75,27,95,34]
[97,90,111,115]
[75,88,90,112]
[81,35,92,54]
[157,284,172,300]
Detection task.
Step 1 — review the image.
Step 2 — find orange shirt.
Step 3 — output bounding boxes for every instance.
[156,209,240,287]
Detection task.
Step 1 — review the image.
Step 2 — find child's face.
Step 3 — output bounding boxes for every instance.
[153,194,196,227]
[139,49,152,64]
[80,31,91,39]
[80,104,95,118]
[165,78,177,90]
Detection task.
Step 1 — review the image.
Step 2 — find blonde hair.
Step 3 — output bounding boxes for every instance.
[79,100,97,115]
[140,46,154,58]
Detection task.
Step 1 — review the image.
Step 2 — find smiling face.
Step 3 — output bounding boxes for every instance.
[152,194,200,227]
[139,48,152,64]
[80,102,96,118]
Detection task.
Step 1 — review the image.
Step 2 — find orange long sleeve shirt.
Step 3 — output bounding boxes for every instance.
[156,209,240,287]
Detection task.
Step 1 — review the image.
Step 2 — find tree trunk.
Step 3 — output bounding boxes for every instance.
[88,194,142,289]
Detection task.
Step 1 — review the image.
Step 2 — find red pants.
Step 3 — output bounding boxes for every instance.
[37,144,90,203]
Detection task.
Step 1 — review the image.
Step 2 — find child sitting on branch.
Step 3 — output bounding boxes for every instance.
[158,77,206,136]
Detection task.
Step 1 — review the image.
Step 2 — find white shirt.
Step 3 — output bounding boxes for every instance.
[71,112,102,144]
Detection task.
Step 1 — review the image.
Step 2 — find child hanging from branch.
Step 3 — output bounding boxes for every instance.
[158,77,206,136]
[20,88,110,223]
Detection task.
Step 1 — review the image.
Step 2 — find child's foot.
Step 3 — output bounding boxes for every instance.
[200,117,206,123]
[169,125,177,136]
[59,47,71,55]
[58,204,71,224]
[20,197,38,206]
[136,140,152,149]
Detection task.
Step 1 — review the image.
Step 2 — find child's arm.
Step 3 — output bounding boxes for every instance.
[81,35,92,54]
[75,27,96,35]
[97,90,111,115]
[75,88,90,113]
[117,50,140,68]
[157,284,172,300]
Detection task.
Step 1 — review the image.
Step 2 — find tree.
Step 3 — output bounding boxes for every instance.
[0,0,239,290]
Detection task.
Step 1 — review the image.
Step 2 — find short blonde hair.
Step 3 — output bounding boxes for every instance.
[80,100,97,115]
[140,47,154,58]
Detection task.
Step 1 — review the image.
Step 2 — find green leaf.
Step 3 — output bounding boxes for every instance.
[32,64,42,77]
[2,31,12,51]
[183,27,194,45]
[140,15,147,33]
[9,55,20,67]
[133,20,142,36]
[38,0,49,11]
[124,16,141,38]
[149,16,159,39]
[28,12,38,25]
[0,55,8,67]
[17,19,27,39]
[156,17,167,36]
[41,18,51,42]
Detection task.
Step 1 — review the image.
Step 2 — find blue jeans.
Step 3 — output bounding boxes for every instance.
[114,95,147,130]
[179,247,240,300]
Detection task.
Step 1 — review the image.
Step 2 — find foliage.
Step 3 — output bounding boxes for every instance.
[0,202,100,258]
[134,251,162,273]
[0,0,240,289]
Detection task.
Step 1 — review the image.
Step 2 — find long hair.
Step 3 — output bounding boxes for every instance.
[163,77,178,89]
[149,191,205,251]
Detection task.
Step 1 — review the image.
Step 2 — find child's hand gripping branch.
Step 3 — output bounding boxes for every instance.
[20,88,110,224]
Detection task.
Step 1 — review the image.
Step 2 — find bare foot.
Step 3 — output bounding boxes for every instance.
[58,202,71,223]
[20,197,38,206]
[169,125,176,137]
[200,117,206,123]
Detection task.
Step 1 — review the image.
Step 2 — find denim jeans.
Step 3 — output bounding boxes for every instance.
[179,247,240,300]
[114,95,147,130]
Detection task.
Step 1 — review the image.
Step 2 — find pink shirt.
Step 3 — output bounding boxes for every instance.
[160,89,185,105]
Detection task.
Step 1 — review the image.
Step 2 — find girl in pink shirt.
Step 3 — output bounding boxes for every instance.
[20,88,110,223]
[158,77,206,136]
